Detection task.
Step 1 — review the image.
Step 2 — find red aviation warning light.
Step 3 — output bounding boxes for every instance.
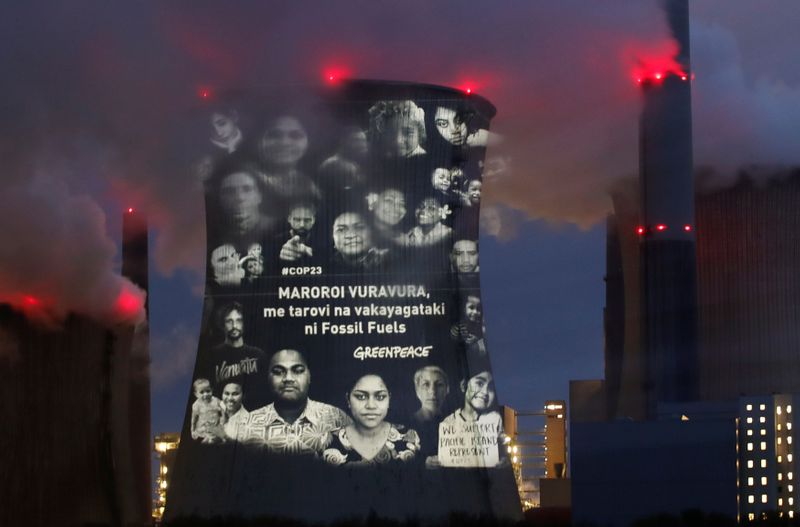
[127,207,134,214]
[655,224,667,232]
[197,86,213,100]
[684,224,692,232]
[23,295,39,306]
[636,226,646,236]
[323,66,352,86]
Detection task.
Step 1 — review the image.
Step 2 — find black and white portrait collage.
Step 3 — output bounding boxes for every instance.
[166,82,520,522]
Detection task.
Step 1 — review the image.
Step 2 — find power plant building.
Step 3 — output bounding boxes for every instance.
[0,209,151,527]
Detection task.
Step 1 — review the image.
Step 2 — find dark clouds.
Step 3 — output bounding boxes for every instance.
[0,1,797,321]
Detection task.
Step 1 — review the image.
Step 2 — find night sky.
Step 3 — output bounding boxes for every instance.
[0,2,798,438]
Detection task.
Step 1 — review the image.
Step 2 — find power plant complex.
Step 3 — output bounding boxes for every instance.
[3,1,799,525]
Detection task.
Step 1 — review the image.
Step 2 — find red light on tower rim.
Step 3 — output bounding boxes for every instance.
[127,207,134,214]
[24,295,39,306]
[684,224,692,232]
[655,224,667,232]
[323,66,352,85]
[636,226,645,235]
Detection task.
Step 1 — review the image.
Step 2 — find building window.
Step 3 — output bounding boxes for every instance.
[761,404,767,411]
[761,442,768,450]
[789,485,794,492]
[761,417,767,423]
[779,424,783,431]
[788,436,793,445]
[788,422,793,431]
[762,494,768,503]
[748,443,754,451]
[762,476,768,485]
[748,477,754,486]
[779,473,784,481]
[789,472,794,480]
[779,455,783,462]
[748,495,755,504]
[788,405,793,414]
[748,513,755,521]
[747,417,753,424]
[747,404,753,411]
[762,459,768,468]
[788,454,793,462]
[790,497,794,506]
[778,406,783,415]
[779,498,784,506]
[790,511,795,519]
[748,460,754,468]
[747,429,753,436]
[762,429,767,436]
[779,437,783,445]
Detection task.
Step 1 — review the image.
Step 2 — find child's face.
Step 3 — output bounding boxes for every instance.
[195,382,213,402]
[465,296,482,322]
[464,371,495,413]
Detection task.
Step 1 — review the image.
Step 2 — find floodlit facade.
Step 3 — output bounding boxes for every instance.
[738,395,799,522]
[153,433,180,522]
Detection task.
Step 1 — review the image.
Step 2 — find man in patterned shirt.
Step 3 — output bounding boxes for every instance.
[239,349,349,454]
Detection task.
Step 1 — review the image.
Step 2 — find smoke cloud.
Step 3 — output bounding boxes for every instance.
[0,0,797,316]
[0,174,145,326]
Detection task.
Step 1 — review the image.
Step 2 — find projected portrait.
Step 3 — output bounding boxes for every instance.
[367,186,408,248]
[257,115,321,204]
[463,178,482,207]
[210,244,243,287]
[451,293,486,356]
[323,374,419,465]
[434,104,489,147]
[239,349,349,455]
[190,378,225,444]
[437,368,508,468]
[168,82,520,523]
[278,202,318,263]
[450,239,479,274]
[319,126,369,192]
[405,196,453,247]
[210,108,243,154]
[207,162,277,250]
[331,211,389,271]
[222,381,249,441]
[368,100,427,158]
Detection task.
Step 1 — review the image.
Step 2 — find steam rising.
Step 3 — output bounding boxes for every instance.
[0,0,797,322]
[0,175,145,326]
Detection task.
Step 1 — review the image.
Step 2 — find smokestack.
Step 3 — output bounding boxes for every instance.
[639,0,698,414]
[120,207,152,522]
[122,207,149,310]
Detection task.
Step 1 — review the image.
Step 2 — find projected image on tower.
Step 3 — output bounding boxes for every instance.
[165,81,520,522]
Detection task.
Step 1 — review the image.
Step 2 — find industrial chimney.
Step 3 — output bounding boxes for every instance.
[638,0,699,414]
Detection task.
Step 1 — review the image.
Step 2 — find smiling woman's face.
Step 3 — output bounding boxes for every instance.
[348,374,390,430]
[259,116,308,167]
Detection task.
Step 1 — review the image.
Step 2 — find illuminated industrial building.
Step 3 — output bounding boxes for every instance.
[0,208,151,526]
[738,395,800,522]
[153,432,181,522]
[570,0,800,519]
[502,402,569,511]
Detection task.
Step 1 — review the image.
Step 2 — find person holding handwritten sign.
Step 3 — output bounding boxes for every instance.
[435,369,508,468]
